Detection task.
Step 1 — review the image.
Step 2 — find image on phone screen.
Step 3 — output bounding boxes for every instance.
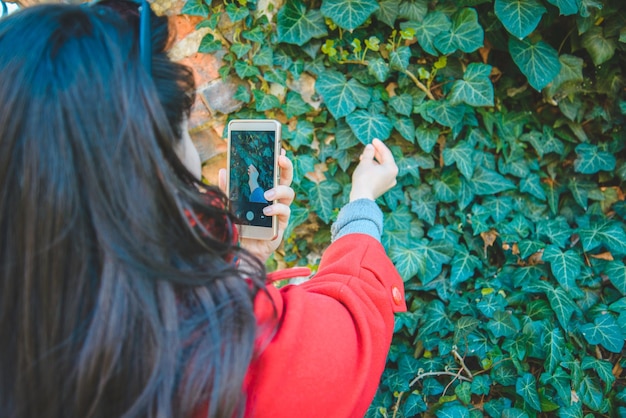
[228,130,276,228]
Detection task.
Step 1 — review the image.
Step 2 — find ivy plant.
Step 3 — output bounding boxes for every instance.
[185,0,626,416]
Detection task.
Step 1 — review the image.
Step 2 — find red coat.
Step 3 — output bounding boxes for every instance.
[245,233,406,417]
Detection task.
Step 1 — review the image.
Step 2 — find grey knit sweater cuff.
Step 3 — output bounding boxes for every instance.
[331,198,383,242]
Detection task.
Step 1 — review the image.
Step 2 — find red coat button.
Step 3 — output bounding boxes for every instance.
[392,286,402,305]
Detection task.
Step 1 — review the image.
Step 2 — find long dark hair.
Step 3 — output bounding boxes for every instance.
[0,5,265,417]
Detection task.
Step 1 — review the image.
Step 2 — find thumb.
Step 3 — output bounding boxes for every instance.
[360,143,375,162]
[218,168,227,193]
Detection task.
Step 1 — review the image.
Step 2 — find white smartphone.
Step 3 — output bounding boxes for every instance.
[226,119,281,240]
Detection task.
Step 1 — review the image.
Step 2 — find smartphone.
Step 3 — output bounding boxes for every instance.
[226,119,281,240]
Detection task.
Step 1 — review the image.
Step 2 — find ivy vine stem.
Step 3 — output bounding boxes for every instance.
[402,70,435,100]
[409,370,471,387]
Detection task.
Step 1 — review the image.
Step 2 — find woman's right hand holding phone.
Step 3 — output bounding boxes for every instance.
[350,138,398,202]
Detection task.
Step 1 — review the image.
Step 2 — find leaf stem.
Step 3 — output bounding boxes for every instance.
[410,370,471,387]
[403,70,435,100]
[452,347,474,380]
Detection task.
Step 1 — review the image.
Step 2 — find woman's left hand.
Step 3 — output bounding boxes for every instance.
[219,149,295,263]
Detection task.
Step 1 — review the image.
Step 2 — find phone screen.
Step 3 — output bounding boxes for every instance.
[228,129,276,228]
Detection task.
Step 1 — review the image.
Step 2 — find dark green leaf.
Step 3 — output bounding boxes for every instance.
[283,92,312,118]
[321,0,379,31]
[182,0,209,17]
[582,356,615,388]
[580,314,625,353]
[346,110,393,143]
[389,46,411,71]
[252,90,280,111]
[423,100,465,128]
[398,0,428,21]
[542,245,583,292]
[405,11,451,56]
[367,58,390,82]
[520,173,547,200]
[542,327,565,374]
[252,46,273,66]
[581,26,616,66]
[234,61,261,79]
[449,63,494,107]
[579,375,603,411]
[434,8,484,54]
[494,0,546,39]
[604,261,626,296]
[415,126,439,153]
[509,37,561,91]
[403,392,428,416]
[436,404,470,418]
[393,117,415,142]
[502,408,530,418]
[469,167,515,195]
[390,94,413,116]
[231,43,251,59]
[409,185,437,225]
[545,0,580,15]
[471,375,491,395]
[374,0,400,27]
[225,3,248,22]
[198,33,222,53]
[442,141,475,179]
[277,0,327,46]
[547,286,580,331]
[450,249,481,286]
[316,71,369,119]
[574,143,616,174]
[288,120,314,151]
[487,310,520,338]
[390,240,425,281]
[304,179,342,224]
[516,373,541,411]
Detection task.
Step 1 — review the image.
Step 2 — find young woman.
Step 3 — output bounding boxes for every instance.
[0,4,405,418]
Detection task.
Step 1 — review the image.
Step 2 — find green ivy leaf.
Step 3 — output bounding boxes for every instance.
[415,239,454,284]
[252,46,273,66]
[450,249,481,287]
[415,126,439,153]
[577,219,626,256]
[321,0,379,31]
[316,71,369,119]
[542,245,583,292]
[390,94,413,116]
[487,310,520,338]
[471,375,491,395]
[581,26,616,66]
[374,0,400,27]
[393,117,415,142]
[403,392,428,416]
[234,85,251,103]
[545,0,580,15]
[404,11,451,56]
[434,8,484,54]
[423,100,465,128]
[502,408,530,418]
[291,153,316,185]
[390,240,426,281]
[182,0,209,17]
[469,167,516,195]
[494,0,546,39]
[580,314,625,353]
[304,179,342,224]
[225,3,249,22]
[436,404,470,418]
[231,42,252,59]
[455,381,472,404]
[582,356,615,388]
[398,0,428,21]
[547,286,579,331]
[483,196,514,222]
[604,261,626,296]
[449,63,494,107]
[509,37,561,91]
[515,373,542,411]
[198,33,222,53]
[389,46,411,71]
[234,61,261,79]
[283,206,310,240]
[442,141,475,179]
[346,110,393,143]
[283,91,312,118]
[573,143,616,174]
[409,185,437,225]
[252,89,280,111]
[520,173,546,200]
[288,120,314,151]
[367,58,390,82]
[276,0,327,46]
[542,327,565,374]
[579,375,604,411]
